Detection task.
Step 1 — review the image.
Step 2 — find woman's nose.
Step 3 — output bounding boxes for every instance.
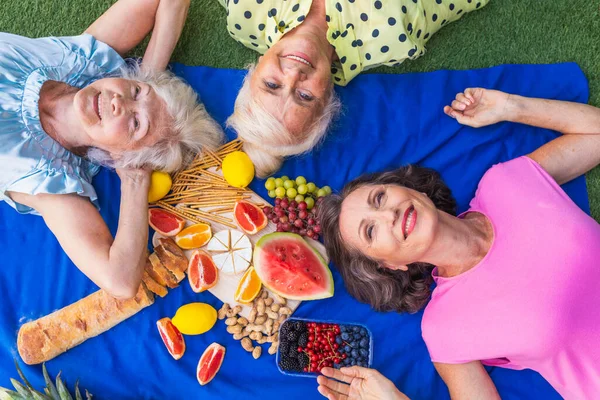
[111,94,123,115]
[380,208,398,226]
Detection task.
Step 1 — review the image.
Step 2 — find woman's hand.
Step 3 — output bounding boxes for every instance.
[443,88,511,128]
[116,167,151,187]
[317,366,409,400]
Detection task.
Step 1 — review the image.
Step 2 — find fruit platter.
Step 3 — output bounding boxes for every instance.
[276,318,373,377]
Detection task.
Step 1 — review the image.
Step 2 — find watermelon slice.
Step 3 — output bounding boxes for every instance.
[253,232,334,301]
[197,343,226,385]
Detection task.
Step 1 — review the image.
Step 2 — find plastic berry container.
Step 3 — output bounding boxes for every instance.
[276,317,374,378]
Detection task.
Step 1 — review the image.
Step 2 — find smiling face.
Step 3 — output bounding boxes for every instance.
[339,184,440,269]
[250,26,334,136]
[74,78,171,154]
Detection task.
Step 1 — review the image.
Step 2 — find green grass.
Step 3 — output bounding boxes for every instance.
[2,0,600,219]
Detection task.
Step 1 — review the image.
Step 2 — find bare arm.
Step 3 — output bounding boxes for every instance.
[84,0,190,71]
[445,88,600,185]
[8,170,150,299]
[434,362,500,400]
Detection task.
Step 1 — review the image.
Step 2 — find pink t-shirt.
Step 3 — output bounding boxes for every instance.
[421,157,600,399]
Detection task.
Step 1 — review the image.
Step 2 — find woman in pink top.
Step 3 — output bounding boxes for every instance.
[316,88,600,399]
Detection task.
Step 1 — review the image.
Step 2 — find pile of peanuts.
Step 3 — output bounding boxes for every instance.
[218,289,292,360]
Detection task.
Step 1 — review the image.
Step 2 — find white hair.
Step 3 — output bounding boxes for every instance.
[87,65,224,172]
[226,64,341,178]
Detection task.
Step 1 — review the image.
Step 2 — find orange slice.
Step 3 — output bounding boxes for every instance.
[175,223,212,250]
[234,266,262,304]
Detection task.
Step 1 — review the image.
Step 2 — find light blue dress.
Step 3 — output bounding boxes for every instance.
[0,33,126,215]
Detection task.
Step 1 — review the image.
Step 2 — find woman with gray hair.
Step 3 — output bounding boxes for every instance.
[221,0,489,177]
[0,0,223,298]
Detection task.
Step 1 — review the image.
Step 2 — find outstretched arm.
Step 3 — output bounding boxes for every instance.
[84,0,191,71]
[8,169,151,299]
[435,362,501,400]
[445,88,600,185]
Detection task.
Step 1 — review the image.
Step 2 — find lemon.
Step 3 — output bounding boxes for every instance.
[171,303,217,335]
[148,171,172,203]
[222,151,255,188]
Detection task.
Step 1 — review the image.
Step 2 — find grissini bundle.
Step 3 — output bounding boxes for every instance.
[17,244,188,365]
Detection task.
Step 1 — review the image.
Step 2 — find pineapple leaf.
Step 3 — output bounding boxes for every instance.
[43,364,60,400]
[55,373,74,400]
[74,381,83,400]
[12,360,32,389]
[30,390,51,400]
[8,380,30,398]
[85,390,93,400]
[0,387,26,400]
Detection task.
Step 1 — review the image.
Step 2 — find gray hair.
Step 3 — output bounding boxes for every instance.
[87,65,224,172]
[226,64,341,178]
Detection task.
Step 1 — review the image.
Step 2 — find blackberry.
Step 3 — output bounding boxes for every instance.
[286,330,300,342]
[293,320,306,332]
[298,352,310,367]
[280,342,290,355]
[280,323,292,336]
[298,332,309,347]
[279,358,300,371]
[288,347,299,359]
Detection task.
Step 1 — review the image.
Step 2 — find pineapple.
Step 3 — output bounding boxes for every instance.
[0,361,93,400]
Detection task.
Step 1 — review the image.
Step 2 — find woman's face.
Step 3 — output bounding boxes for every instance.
[74,78,170,154]
[250,27,333,136]
[339,184,440,269]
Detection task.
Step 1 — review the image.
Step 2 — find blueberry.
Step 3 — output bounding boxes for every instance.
[351,349,359,358]
[336,337,343,345]
[333,363,341,369]
[344,345,352,353]
[353,326,360,333]
[354,333,362,340]
[360,338,369,348]
[343,358,351,366]
[360,328,368,336]
[360,348,369,358]
[340,325,347,332]
[341,332,349,341]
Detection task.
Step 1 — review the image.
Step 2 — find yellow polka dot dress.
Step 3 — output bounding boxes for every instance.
[219,0,489,86]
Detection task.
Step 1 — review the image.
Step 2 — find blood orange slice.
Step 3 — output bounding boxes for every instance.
[233,200,268,235]
[197,343,226,386]
[188,250,219,293]
[156,317,185,360]
[149,208,185,236]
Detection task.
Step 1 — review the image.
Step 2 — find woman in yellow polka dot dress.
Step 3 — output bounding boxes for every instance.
[220,0,489,176]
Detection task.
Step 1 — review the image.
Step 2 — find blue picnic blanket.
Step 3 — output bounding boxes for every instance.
[0,63,589,399]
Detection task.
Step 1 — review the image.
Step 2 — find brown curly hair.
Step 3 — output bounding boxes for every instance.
[318,165,457,313]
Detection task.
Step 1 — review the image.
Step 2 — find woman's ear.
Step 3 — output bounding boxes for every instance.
[379,262,408,272]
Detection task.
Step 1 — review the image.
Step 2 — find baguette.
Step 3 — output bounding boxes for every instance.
[142,268,168,298]
[148,253,179,288]
[17,284,154,365]
[155,238,188,274]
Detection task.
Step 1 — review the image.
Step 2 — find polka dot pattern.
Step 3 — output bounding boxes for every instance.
[219,0,489,86]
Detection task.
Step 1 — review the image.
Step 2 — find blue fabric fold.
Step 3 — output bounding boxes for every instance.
[0,62,588,399]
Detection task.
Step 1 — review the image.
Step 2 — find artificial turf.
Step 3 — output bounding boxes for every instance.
[1,0,599,219]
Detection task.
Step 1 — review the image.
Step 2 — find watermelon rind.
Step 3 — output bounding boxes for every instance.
[253,232,334,301]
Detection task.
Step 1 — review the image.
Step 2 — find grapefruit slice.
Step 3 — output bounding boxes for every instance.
[206,230,252,275]
[149,208,185,236]
[188,250,219,293]
[157,317,185,360]
[234,266,262,304]
[253,232,334,301]
[175,223,212,250]
[197,343,226,386]
[233,200,268,235]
